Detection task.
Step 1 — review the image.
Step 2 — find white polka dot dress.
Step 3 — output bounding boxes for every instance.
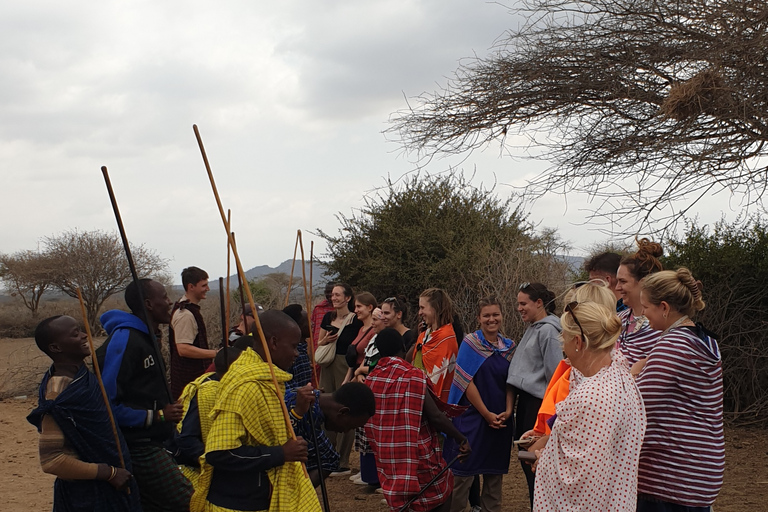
[533,354,646,511]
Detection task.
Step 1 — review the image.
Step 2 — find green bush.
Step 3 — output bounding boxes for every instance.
[664,216,768,425]
[320,172,571,338]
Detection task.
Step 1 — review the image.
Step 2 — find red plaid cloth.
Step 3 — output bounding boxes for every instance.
[365,356,453,512]
[310,300,334,344]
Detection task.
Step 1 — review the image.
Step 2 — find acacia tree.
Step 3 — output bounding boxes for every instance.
[44,229,169,333]
[0,250,57,316]
[319,173,571,337]
[391,0,768,235]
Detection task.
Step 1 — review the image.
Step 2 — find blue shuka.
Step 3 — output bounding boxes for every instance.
[444,330,516,476]
[27,364,142,512]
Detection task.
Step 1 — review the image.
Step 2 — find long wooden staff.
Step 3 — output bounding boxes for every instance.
[192,125,305,473]
[285,231,300,308]
[226,209,231,332]
[101,166,173,402]
[297,231,318,389]
[231,233,249,332]
[76,288,129,493]
[309,241,314,301]
[398,454,461,512]
[218,277,227,347]
[298,235,328,510]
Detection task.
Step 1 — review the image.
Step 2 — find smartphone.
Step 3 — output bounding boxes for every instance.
[323,324,340,335]
[518,450,538,462]
[514,438,535,448]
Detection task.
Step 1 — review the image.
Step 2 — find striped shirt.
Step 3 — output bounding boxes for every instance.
[617,309,662,365]
[636,325,724,507]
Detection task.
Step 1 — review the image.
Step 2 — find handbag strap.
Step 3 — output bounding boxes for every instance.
[336,312,356,339]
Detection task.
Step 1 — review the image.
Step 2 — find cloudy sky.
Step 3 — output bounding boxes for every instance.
[1,1,737,284]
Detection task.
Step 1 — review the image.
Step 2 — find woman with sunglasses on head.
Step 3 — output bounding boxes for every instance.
[506,282,562,508]
[635,269,723,512]
[443,297,516,512]
[616,238,664,371]
[532,301,646,512]
[380,296,417,351]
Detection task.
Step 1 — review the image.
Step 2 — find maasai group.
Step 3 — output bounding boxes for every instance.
[27,238,724,512]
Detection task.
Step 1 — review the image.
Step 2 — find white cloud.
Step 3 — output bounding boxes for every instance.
[0,1,741,286]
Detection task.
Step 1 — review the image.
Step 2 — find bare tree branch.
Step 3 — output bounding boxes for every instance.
[390,0,768,235]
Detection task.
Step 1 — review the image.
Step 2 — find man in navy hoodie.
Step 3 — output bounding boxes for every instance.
[97,278,193,512]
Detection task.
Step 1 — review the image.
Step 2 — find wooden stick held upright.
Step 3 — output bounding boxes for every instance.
[226,209,231,331]
[218,277,228,347]
[309,241,314,300]
[101,166,173,402]
[231,233,249,329]
[76,289,127,473]
[192,125,302,456]
[285,231,300,308]
[298,231,319,389]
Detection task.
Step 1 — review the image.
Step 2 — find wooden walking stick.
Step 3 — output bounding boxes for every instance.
[297,231,319,389]
[192,124,307,476]
[226,209,232,332]
[309,241,314,300]
[76,288,130,494]
[218,277,228,347]
[398,454,461,512]
[101,166,173,402]
[285,231,300,308]
[307,404,331,512]
[231,233,249,331]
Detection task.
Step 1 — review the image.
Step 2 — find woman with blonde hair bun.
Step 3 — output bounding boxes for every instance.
[532,301,646,511]
[636,268,724,511]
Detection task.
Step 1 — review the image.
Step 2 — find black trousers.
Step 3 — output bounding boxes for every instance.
[513,388,542,510]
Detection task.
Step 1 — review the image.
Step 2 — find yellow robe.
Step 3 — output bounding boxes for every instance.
[190,348,320,512]
[176,372,219,486]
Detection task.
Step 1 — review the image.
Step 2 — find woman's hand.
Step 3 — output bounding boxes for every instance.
[317,332,338,347]
[483,410,506,429]
[630,357,648,377]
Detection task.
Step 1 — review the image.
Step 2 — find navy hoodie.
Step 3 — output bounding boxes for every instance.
[96,310,174,445]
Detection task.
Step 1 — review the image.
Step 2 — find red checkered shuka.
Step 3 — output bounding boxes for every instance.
[364,356,452,512]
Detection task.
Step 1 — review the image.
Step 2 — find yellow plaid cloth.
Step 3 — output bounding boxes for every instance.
[190,348,320,512]
[177,372,220,486]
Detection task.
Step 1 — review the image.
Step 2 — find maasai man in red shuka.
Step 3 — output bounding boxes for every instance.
[366,328,470,512]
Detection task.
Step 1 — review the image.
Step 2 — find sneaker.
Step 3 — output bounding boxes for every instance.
[375,487,384,494]
[349,473,361,482]
[329,468,351,476]
[352,474,367,485]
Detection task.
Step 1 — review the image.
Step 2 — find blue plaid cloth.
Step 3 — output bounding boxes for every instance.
[284,388,340,472]
[286,342,313,389]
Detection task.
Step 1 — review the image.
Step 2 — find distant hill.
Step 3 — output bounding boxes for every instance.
[172,260,332,292]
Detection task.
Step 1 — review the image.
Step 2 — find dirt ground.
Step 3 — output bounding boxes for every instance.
[1,337,766,511]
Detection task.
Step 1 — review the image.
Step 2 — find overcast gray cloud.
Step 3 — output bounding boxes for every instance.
[0,1,735,284]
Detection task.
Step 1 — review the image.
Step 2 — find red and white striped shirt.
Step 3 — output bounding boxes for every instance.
[636,325,724,507]
[617,309,662,365]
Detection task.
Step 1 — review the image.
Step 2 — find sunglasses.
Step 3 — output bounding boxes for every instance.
[519,282,531,290]
[383,297,397,303]
[564,301,586,342]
